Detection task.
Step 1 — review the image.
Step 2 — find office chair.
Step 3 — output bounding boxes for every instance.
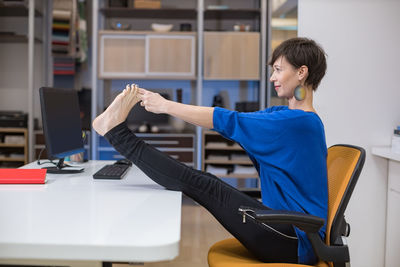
[208,144,365,267]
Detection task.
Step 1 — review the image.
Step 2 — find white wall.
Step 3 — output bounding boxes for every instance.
[298,0,400,266]
[0,43,44,123]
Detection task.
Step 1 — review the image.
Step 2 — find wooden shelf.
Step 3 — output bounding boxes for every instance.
[0,157,25,162]
[205,145,243,151]
[0,127,28,165]
[204,8,260,20]
[0,6,42,17]
[203,130,219,135]
[100,7,197,19]
[0,143,25,148]
[205,159,253,165]
[203,77,261,81]
[0,34,42,43]
[99,30,196,36]
[202,129,258,182]
[102,76,197,81]
[0,128,27,133]
[216,173,259,179]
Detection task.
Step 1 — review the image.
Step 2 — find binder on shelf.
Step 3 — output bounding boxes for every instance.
[0,169,47,184]
[53,56,75,75]
[52,0,79,58]
[53,9,71,20]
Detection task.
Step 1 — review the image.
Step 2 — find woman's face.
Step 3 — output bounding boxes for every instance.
[270,56,300,99]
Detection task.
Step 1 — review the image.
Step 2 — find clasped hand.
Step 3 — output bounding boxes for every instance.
[137,88,169,114]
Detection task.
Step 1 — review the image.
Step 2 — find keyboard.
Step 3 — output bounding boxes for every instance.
[93,164,130,179]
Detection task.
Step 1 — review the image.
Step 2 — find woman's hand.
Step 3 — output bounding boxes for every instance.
[138,87,214,129]
[138,88,170,114]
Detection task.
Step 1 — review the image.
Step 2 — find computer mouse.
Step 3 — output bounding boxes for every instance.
[115,159,133,166]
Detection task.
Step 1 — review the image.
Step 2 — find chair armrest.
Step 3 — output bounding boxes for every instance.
[249,208,325,233]
[238,207,350,264]
[307,232,349,264]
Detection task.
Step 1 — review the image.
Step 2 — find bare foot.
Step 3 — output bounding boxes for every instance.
[92,84,140,136]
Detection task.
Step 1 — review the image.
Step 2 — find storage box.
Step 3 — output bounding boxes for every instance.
[133,0,161,9]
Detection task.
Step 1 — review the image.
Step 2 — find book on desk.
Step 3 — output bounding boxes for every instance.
[0,169,47,184]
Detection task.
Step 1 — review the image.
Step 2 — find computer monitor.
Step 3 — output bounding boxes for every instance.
[39,87,85,174]
[77,88,91,130]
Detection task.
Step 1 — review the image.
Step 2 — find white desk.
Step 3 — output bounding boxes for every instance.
[0,160,182,263]
[372,146,400,267]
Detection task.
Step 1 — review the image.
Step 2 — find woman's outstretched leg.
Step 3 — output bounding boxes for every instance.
[92,86,298,263]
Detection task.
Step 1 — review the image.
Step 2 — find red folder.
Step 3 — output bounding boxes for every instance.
[0,169,47,184]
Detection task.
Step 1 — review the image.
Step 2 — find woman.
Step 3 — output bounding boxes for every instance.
[92,37,328,265]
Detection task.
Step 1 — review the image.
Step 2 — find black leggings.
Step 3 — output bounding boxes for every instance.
[105,122,298,263]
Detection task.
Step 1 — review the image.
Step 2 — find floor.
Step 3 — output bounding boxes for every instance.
[114,196,233,267]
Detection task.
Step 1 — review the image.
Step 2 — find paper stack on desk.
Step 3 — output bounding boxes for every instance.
[0,169,47,184]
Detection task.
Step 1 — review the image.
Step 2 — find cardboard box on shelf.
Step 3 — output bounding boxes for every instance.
[132,0,161,9]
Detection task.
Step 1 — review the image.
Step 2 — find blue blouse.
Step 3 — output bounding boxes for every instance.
[212,106,328,264]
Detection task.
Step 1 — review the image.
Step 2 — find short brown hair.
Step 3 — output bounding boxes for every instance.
[269,37,327,90]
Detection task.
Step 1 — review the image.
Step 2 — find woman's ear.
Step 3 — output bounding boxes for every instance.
[298,65,308,80]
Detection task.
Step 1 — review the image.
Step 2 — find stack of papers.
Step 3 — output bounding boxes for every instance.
[4,135,25,144]
[206,165,228,175]
[232,165,257,175]
[206,142,228,147]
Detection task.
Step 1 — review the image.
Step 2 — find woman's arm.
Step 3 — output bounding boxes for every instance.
[138,88,215,129]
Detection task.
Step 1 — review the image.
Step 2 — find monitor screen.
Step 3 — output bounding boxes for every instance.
[39,87,84,160]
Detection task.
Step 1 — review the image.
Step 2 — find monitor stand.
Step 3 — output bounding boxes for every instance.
[42,158,84,174]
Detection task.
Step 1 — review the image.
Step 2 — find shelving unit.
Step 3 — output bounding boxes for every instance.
[0,127,28,167]
[92,0,199,163]
[98,133,195,167]
[100,7,197,18]
[267,0,298,107]
[200,0,267,176]
[202,130,258,180]
[0,1,51,162]
[91,0,267,178]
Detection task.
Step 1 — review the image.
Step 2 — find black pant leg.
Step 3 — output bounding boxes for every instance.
[104,122,298,263]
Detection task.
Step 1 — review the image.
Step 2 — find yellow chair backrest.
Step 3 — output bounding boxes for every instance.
[326,145,363,246]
